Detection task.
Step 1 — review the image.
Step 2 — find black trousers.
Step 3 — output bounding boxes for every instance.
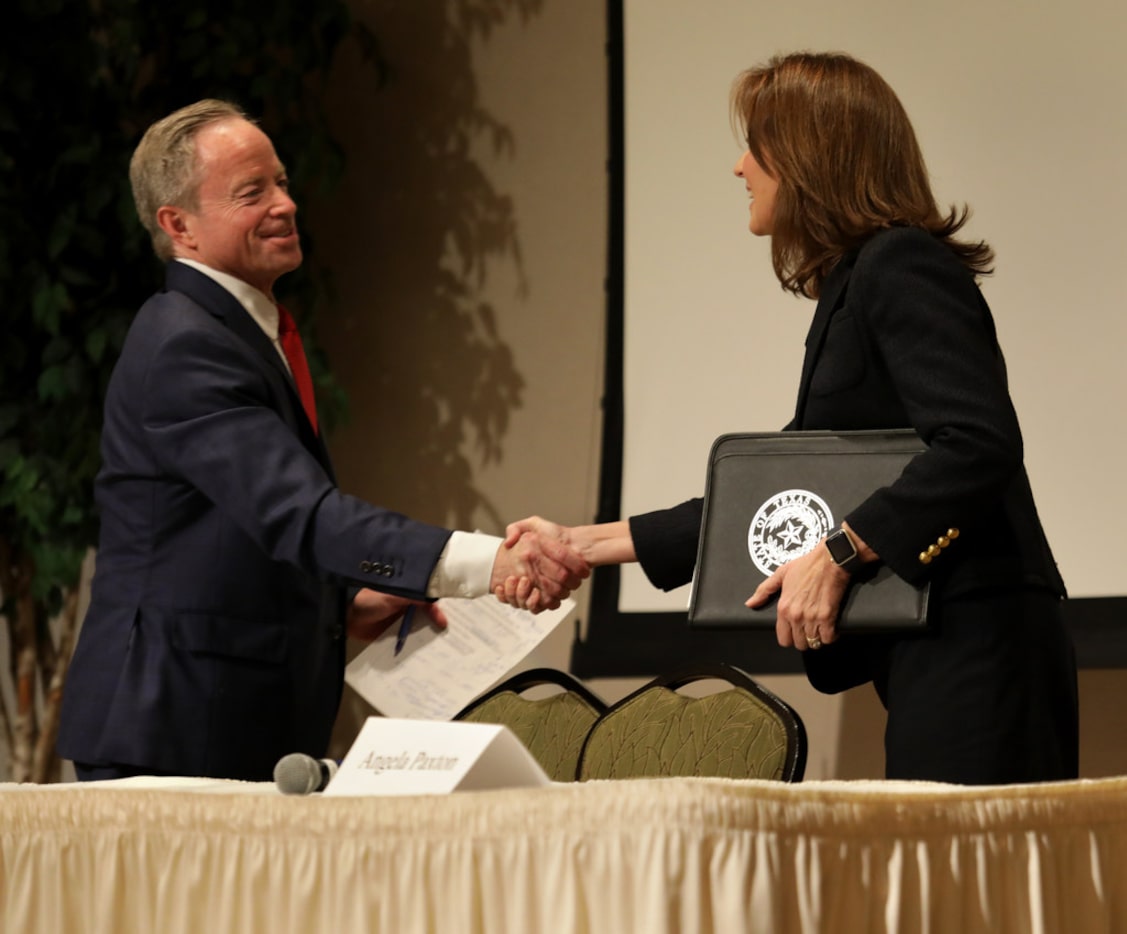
[807,588,1079,784]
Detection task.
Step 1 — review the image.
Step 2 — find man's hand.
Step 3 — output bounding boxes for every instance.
[489,518,590,613]
[745,544,849,651]
[346,589,447,642]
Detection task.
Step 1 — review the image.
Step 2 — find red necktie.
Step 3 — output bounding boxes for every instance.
[276,304,319,434]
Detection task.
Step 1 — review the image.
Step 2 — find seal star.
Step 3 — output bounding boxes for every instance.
[777,520,803,548]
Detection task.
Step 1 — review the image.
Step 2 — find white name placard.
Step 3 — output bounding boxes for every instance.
[322,717,551,796]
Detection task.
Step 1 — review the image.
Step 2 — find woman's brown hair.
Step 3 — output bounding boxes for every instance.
[731,51,993,298]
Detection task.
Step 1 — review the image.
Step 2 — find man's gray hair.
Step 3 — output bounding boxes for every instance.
[130,99,251,261]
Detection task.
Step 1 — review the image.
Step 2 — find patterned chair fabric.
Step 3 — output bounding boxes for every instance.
[455,668,608,782]
[576,663,806,782]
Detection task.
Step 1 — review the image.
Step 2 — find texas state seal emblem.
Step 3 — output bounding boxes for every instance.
[747,489,833,576]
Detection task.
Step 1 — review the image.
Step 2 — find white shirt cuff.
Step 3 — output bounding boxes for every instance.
[427,531,502,599]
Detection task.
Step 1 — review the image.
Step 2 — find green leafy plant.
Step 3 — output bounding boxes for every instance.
[0,0,373,781]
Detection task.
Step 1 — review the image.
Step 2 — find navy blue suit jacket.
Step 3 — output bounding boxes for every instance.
[57,262,452,779]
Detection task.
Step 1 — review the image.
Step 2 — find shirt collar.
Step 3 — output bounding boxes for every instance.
[174,259,280,340]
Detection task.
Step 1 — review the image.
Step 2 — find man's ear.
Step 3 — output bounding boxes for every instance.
[156,205,194,250]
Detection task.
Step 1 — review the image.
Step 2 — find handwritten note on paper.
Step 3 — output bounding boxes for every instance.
[344,597,576,720]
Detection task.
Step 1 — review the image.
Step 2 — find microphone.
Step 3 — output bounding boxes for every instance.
[274,753,339,794]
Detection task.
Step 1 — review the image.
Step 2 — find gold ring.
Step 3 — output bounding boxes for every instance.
[806,636,822,650]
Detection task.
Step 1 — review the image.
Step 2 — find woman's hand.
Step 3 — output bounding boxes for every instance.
[746,543,851,651]
[747,522,878,651]
[494,517,635,610]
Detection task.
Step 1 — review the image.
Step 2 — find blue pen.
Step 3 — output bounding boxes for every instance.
[393,605,416,656]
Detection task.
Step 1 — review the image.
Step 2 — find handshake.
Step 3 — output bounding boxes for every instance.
[490,515,635,613]
[348,516,635,639]
[489,515,588,614]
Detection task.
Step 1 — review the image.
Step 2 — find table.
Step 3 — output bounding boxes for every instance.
[2,774,1126,933]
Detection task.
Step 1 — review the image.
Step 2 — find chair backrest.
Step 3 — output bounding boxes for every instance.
[576,662,806,782]
[454,668,608,782]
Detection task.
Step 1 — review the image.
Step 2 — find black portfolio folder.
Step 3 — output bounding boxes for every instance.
[688,430,930,631]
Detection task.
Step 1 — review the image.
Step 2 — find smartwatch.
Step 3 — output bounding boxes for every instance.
[825,527,863,574]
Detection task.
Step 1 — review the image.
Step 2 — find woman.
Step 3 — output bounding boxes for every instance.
[504,51,1078,784]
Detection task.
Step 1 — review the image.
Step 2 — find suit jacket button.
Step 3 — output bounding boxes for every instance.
[360,561,372,573]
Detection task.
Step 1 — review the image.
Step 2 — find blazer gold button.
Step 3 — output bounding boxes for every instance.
[919,552,932,565]
[937,535,949,548]
[948,528,960,539]
[927,544,941,557]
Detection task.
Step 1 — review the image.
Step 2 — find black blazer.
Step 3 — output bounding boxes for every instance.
[58,263,453,779]
[631,226,1063,603]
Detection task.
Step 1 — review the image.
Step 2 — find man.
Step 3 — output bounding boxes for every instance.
[56,100,587,781]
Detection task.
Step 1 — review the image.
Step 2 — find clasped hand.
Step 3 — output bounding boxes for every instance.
[347,522,590,638]
[493,516,590,612]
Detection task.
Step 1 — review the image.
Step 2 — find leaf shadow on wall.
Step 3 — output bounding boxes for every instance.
[310,0,548,532]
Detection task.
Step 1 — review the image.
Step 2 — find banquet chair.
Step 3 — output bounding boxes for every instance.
[576,662,806,782]
[454,667,608,782]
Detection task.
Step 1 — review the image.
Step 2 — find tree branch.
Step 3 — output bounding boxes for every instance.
[0,539,18,764]
[12,551,39,783]
[33,585,79,784]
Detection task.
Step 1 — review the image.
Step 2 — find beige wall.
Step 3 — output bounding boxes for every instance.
[309,0,1127,780]
[312,0,609,757]
[311,2,607,537]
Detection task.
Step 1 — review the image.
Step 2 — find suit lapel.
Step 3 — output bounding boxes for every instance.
[163,262,335,473]
[792,252,857,428]
[164,262,289,380]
